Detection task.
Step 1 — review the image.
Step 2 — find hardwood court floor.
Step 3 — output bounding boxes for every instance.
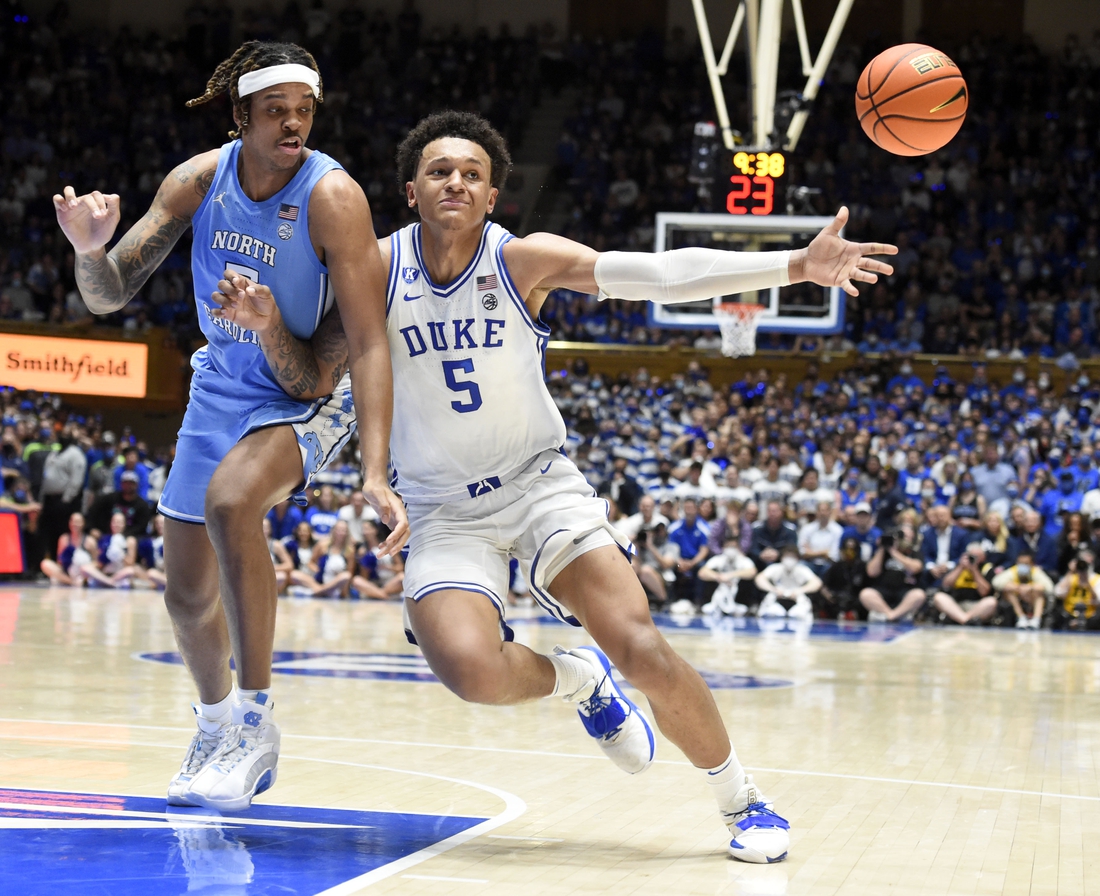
[0,585,1097,895]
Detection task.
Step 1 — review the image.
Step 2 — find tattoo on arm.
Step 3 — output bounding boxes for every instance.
[313,306,350,390]
[172,161,213,199]
[111,211,191,298]
[195,168,214,199]
[260,319,322,399]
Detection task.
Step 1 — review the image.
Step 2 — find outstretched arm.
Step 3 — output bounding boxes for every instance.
[503,205,896,318]
[53,153,217,314]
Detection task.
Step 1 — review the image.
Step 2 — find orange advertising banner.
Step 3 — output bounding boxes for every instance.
[0,333,148,398]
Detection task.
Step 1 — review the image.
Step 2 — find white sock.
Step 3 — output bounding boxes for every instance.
[548,649,597,701]
[235,687,272,708]
[704,747,749,818]
[195,691,233,735]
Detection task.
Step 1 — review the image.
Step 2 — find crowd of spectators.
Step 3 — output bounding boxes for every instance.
[0,386,403,598]
[560,356,1100,631]
[7,350,1100,629]
[6,3,1100,363]
[0,0,541,351]
[540,31,1100,357]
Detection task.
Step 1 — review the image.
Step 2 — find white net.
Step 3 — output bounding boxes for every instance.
[714,303,765,357]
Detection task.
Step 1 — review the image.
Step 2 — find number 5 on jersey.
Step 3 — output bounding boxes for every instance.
[442,359,482,413]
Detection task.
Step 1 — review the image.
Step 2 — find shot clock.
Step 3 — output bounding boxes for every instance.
[725,150,786,215]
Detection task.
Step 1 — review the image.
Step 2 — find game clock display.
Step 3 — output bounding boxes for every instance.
[726,151,786,215]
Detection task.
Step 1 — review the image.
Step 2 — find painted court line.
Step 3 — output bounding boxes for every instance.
[402,874,490,884]
[2,719,1098,805]
[0,741,525,895]
[488,834,564,842]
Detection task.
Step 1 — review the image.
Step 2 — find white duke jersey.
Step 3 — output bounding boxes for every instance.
[386,221,565,503]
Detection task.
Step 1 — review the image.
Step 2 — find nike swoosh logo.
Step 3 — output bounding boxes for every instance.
[403,293,421,302]
[540,461,553,474]
[929,86,967,114]
[573,527,602,545]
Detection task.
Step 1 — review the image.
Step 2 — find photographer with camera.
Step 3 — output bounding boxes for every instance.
[859,525,926,623]
[820,536,867,618]
[1052,548,1100,631]
[930,544,997,625]
[992,549,1054,629]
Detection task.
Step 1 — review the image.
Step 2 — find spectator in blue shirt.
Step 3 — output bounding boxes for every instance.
[305,485,340,539]
[886,362,924,395]
[842,503,883,561]
[113,446,150,501]
[666,498,711,607]
[1071,448,1098,493]
[266,499,305,541]
[1039,471,1084,536]
[898,449,928,502]
[970,443,1017,506]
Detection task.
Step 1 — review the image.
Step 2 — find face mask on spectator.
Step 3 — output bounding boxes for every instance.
[1014,371,1025,383]
[781,556,798,572]
[1016,563,1032,578]
[1007,485,1019,498]
[921,488,935,499]
[900,364,913,376]
[723,545,741,560]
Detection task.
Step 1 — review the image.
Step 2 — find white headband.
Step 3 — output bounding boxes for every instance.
[237,63,320,99]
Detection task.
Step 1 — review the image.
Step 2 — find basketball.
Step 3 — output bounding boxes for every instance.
[854,43,968,156]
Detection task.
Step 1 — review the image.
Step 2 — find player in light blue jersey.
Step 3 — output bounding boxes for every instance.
[53,41,407,812]
[220,111,896,863]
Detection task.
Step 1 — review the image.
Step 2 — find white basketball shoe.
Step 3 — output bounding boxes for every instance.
[559,646,656,775]
[757,594,787,617]
[183,695,280,812]
[723,775,790,863]
[166,706,230,807]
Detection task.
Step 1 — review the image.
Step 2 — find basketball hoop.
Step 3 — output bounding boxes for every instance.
[714,303,766,357]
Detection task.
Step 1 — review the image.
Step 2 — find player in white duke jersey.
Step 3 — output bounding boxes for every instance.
[53,41,407,813]
[214,111,896,862]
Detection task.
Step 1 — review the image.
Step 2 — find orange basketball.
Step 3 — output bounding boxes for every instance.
[854,43,968,156]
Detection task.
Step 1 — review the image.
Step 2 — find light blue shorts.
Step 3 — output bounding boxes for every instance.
[158,374,356,525]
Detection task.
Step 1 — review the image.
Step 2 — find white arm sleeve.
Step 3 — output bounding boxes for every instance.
[593,247,792,304]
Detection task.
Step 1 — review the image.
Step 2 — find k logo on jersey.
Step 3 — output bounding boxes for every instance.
[402,267,420,283]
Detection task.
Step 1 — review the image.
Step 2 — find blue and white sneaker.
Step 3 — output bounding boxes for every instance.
[166,707,229,807]
[560,646,656,775]
[183,696,280,812]
[724,776,790,863]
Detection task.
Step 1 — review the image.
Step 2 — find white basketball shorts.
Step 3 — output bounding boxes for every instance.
[401,448,634,643]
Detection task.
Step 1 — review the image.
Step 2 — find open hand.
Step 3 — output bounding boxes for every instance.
[53,186,121,254]
[211,270,278,334]
[362,480,409,557]
[793,206,897,297]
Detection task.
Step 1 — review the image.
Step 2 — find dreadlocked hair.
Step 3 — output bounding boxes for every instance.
[185,41,323,139]
[395,111,512,192]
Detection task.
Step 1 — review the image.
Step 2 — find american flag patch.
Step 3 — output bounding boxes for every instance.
[477,274,498,291]
[278,204,299,221]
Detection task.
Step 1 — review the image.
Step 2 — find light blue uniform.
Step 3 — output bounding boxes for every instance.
[159,140,356,525]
